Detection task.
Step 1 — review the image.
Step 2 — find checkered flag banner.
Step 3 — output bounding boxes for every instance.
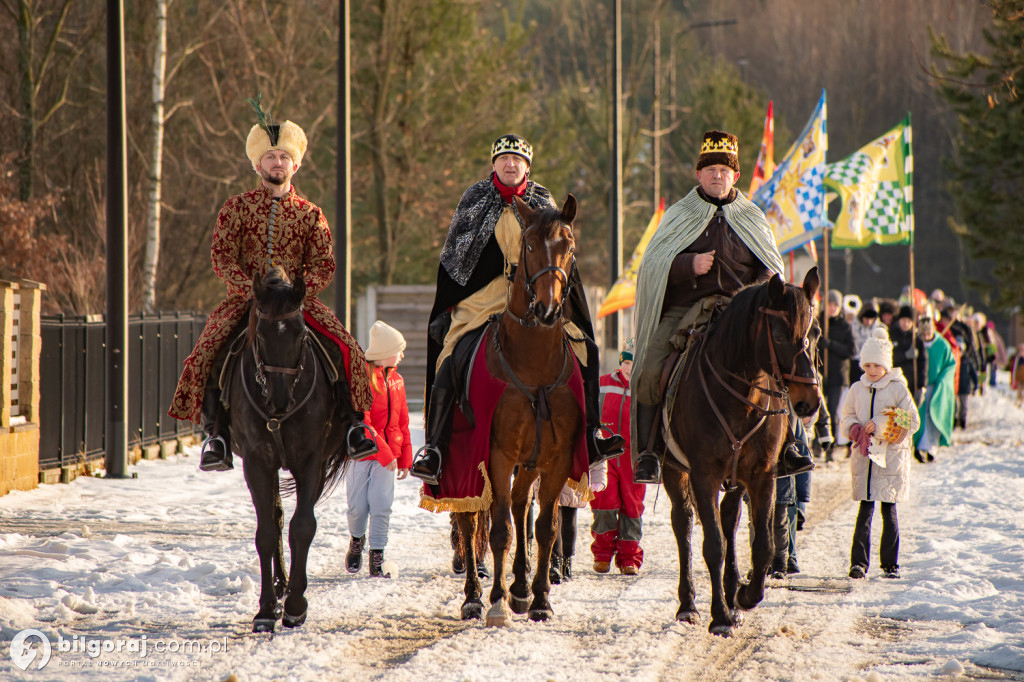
[824,116,914,248]
[752,91,828,255]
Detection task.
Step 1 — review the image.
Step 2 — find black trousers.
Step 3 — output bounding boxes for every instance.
[823,384,845,441]
[850,500,899,569]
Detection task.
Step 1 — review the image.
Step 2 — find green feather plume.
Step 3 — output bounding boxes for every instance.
[246,92,278,145]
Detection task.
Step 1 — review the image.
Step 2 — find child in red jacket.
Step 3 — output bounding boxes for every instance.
[345,321,412,578]
[590,340,646,574]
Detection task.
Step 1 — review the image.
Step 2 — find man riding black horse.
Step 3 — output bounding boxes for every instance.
[169,96,376,470]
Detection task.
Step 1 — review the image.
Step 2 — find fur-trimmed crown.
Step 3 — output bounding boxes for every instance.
[696,130,740,172]
[491,134,533,164]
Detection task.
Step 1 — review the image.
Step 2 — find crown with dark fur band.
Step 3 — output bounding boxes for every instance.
[696,130,740,173]
[490,134,533,164]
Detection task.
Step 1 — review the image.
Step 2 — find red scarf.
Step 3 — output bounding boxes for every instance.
[492,172,527,203]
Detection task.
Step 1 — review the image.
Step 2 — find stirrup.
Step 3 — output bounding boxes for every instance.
[199,435,232,472]
[410,445,442,485]
[632,452,661,484]
[347,424,378,461]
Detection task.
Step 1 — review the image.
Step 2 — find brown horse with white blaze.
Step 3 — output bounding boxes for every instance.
[661,267,821,636]
[454,194,584,626]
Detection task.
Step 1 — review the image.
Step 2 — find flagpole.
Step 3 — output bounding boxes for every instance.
[822,226,830,381]
[909,238,919,395]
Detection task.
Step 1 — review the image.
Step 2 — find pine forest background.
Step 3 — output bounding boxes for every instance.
[0,0,1017,323]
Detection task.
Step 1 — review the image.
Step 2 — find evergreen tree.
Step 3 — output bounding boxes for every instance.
[931,1,1024,310]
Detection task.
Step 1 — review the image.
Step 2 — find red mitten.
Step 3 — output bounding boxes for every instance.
[849,423,862,442]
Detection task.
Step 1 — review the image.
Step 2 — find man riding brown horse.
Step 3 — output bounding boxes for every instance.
[411,134,623,486]
[168,96,376,471]
[630,129,815,484]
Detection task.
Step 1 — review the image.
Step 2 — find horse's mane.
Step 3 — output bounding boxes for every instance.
[258,266,296,316]
[523,206,569,238]
[708,279,806,374]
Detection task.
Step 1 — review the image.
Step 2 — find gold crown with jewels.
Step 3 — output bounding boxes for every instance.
[700,136,738,157]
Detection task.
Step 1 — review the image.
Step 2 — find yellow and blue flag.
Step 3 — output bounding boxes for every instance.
[598,199,666,318]
[752,91,828,254]
[825,115,914,248]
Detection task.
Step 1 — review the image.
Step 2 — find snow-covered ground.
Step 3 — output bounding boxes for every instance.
[1,381,1022,681]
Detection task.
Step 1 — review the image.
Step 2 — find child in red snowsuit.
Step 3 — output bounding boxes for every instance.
[345,321,412,578]
[590,342,646,574]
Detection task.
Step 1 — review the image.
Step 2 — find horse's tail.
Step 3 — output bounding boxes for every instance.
[276,447,349,503]
[318,446,350,503]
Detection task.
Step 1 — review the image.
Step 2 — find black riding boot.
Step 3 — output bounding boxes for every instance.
[199,386,232,472]
[583,371,625,465]
[632,402,662,484]
[776,411,815,478]
[411,359,457,485]
[336,381,378,460]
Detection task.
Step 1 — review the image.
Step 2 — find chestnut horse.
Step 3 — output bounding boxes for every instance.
[454,194,584,626]
[226,267,353,633]
[661,267,821,636]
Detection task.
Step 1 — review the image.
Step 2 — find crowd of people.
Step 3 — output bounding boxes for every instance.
[170,102,1014,588]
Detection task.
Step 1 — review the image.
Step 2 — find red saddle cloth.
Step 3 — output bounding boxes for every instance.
[419,327,592,513]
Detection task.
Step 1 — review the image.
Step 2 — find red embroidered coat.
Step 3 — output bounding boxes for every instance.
[168,184,371,423]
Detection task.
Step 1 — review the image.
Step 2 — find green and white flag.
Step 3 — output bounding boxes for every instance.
[825,115,913,248]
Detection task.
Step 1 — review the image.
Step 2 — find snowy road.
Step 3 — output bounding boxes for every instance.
[1,387,1023,681]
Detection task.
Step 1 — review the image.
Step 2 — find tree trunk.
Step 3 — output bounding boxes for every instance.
[141,0,168,313]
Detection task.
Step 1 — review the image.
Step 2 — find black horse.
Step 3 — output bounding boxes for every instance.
[661,267,820,636]
[226,266,356,633]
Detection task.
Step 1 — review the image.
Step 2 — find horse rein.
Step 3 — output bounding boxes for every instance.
[696,302,815,483]
[492,320,574,472]
[242,304,320,468]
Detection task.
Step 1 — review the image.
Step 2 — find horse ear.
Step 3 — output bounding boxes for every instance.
[252,272,265,300]
[512,195,535,225]
[768,273,785,303]
[802,266,820,302]
[561,193,577,225]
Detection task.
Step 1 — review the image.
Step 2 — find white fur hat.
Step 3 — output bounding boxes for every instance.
[365,320,406,362]
[246,120,308,171]
[859,327,893,370]
[843,294,862,314]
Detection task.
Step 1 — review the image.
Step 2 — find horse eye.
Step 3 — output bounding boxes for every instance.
[526,244,534,252]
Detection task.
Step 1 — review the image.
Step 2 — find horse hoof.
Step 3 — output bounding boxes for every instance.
[485,601,512,628]
[282,609,307,628]
[252,618,276,633]
[461,602,483,620]
[509,594,530,615]
[709,622,734,637]
[528,607,552,622]
[675,610,701,625]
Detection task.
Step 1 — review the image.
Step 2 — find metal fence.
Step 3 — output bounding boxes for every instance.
[39,312,206,470]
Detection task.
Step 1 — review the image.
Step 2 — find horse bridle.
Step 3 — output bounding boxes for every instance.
[758,305,818,389]
[697,302,816,483]
[242,305,319,467]
[505,230,575,329]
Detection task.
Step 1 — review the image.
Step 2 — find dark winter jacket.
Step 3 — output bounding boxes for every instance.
[888,322,927,396]
[817,313,856,389]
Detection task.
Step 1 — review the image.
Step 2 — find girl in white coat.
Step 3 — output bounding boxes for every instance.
[840,328,920,579]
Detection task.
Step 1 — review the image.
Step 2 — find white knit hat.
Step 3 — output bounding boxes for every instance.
[365,320,406,362]
[859,327,893,370]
